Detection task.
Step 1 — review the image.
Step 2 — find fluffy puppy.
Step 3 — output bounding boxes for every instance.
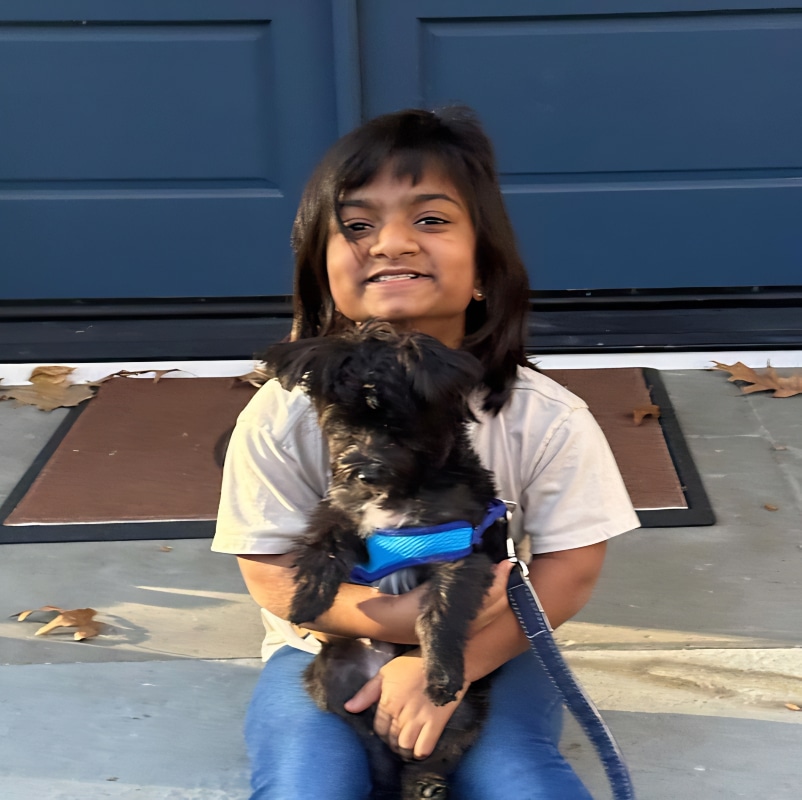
[263,321,508,799]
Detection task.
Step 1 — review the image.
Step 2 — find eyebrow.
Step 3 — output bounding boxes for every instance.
[338,192,462,210]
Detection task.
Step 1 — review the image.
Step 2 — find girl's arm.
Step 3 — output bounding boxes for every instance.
[346,540,607,759]
[237,553,424,645]
[465,539,607,680]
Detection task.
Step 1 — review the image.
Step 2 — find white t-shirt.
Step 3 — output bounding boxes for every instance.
[212,366,640,657]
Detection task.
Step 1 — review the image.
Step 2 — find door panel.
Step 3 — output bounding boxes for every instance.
[0,1,337,299]
[359,1,802,290]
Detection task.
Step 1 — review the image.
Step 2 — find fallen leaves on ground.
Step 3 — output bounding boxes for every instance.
[0,366,185,411]
[785,703,801,712]
[12,606,102,640]
[633,404,661,425]
[93,368,181,384]
[0,366,97,411]
[234,366,270,388]
[712,362,802,398]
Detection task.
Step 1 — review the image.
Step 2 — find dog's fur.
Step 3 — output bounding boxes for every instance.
[263,321,508,799]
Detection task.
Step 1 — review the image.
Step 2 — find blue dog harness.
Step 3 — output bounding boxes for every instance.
[349,498,509,584]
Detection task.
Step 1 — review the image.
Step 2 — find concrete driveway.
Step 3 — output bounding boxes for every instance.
[1,367,800,799]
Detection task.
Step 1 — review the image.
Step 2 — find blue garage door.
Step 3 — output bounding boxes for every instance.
[2,0,800,299]
[0,0,339,299]
[359,0,802,291]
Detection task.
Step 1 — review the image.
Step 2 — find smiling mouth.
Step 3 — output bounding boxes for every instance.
[368,273,424,283]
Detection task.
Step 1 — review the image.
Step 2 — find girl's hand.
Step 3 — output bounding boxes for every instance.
[344,650,468,760]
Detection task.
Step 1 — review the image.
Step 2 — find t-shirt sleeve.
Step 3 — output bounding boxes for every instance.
[522,406,640,555]
[211,380,328,555]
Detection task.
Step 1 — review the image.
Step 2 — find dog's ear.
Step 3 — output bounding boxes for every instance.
[263,335,381,412]
[261,338,354,400]
[404,337,484,410]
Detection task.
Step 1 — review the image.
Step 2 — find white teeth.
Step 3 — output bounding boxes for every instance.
[371,274,419,282]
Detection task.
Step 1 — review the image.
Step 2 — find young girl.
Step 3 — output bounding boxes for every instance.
[213,107,639,799]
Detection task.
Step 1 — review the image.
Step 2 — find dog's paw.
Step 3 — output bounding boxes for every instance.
[424,675,463,707]
[423,659,465,706]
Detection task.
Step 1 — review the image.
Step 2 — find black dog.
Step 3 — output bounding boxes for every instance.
[263,321,509,799]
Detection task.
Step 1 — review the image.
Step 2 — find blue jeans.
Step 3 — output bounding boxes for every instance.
[244,646,592,799]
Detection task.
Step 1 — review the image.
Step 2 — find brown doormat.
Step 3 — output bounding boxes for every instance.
[547,368,687,513]
[3,378,257,527]
[0,369,713,544]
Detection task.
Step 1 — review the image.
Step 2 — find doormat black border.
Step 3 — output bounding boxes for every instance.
[0,369,714,545]
[638,368,714,528]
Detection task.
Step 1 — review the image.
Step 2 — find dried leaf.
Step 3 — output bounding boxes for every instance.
[764,504,779,512]
[0,383,97,411]
[712,361,802,398]
[92,368,181,385]
[785,703,801,712]
[150,369,180,383]
[159,546,173,552]
[12,604,64,622]
[633,404,661,425]
[235,366,270,388]
[29,365,77,386]
[0,365,97,411]
[37,608,100,641]
[13,606,102,641]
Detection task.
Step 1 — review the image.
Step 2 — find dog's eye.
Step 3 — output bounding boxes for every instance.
[356,465,383,484]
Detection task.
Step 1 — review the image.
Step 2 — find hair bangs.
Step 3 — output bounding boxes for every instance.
[333,144,476,228]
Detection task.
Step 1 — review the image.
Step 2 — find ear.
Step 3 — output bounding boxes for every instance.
[261,338,321,390]
[405,337,484,410]
[261,338,353,401]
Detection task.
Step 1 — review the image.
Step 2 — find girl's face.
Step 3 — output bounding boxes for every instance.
[326,165,477,348]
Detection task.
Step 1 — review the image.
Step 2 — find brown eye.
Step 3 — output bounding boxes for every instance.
[344,221,372,234]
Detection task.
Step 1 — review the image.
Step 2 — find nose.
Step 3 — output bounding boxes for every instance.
[368,219,420,260]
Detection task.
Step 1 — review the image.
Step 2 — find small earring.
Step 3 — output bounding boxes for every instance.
[473,288,485,301]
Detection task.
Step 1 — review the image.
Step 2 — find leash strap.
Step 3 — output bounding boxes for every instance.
[506,547,636,800]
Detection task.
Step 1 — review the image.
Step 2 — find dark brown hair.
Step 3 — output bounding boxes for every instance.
[289,107,531,413]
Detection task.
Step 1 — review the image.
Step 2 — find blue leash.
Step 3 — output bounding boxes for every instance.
[505,544,636,800]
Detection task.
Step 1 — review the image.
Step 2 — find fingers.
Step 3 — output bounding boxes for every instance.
[413,719,442,760]
[372,702,392,740]
[364,652,462,761]
[343,673,382,714]
[392,715,427,760]
[378,706,429,760]
[499,557,515,575]
[373,693,457,760]
[349,672,434,759]
[491,558,514,590]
